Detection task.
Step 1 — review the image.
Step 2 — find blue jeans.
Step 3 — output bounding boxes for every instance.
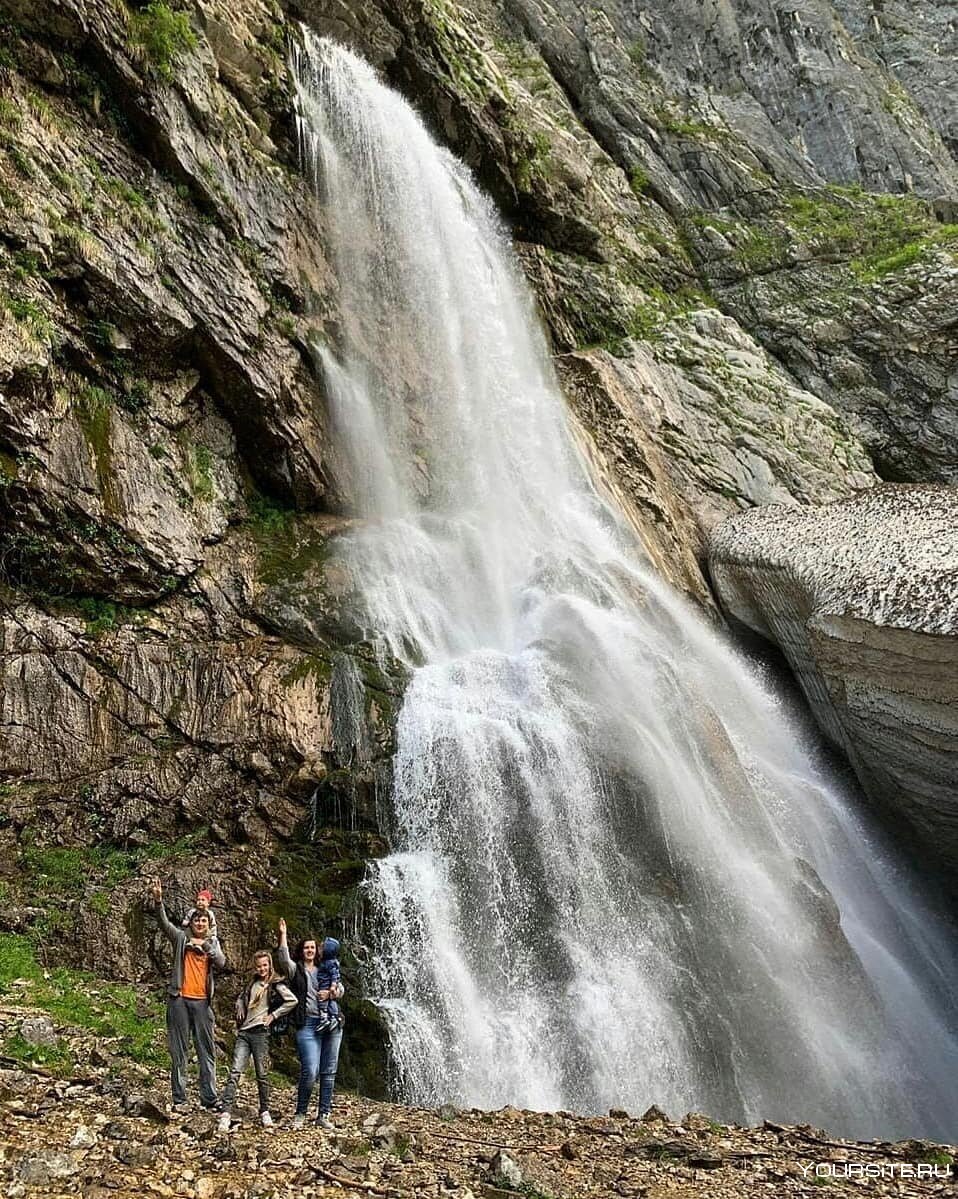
[295,1018,344,1116]
[220,1027,270,1113]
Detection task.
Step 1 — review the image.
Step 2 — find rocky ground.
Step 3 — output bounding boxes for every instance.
[1,998,955,1199]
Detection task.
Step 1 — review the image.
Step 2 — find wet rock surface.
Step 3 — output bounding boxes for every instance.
[709,485,958,878]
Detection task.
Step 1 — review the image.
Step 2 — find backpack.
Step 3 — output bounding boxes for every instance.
[267,982,292,1037]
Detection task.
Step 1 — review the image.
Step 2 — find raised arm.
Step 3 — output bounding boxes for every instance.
[276,917,296,980]
[149,878,181,944]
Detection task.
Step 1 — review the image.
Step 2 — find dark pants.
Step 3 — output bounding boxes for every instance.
[220,1026,271,1114]
[295,1018,344,1116]
[167,996,217,1107]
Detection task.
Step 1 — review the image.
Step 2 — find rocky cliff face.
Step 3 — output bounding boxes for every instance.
[0,0,955,1088]
[709,485,958,887]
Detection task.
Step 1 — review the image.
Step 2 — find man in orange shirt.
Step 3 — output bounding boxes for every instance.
[150,878,227,1111]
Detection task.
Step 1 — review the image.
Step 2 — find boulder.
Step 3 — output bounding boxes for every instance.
[18,1016,57,1048]
[487,1149,524,1189]
[708,485,958,878]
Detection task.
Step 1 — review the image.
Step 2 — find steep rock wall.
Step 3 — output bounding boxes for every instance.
[709,486,958,883]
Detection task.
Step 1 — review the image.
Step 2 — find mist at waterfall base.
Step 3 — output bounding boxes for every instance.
[291,33,958,1139]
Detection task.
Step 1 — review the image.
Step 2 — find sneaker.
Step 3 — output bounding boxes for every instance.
[217,1112,231,1134]
[316,1113,336,1131]
[261,1111,273,1128]
[291,1114,306,1131]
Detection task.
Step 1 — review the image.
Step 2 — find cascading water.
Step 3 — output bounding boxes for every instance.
[291,32,958,1138]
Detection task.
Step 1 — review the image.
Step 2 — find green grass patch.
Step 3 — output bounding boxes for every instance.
[0,97,21,128]
[785,187,930,259]
[629,164,649,196]
[119,378,150,413]
[73,596,141,637]
[512,128,552,192]
[17,827,211,900]
[19,843,140,891]
[74,385,116,509]
[3,295,54,342]
[4,143,33,179]
[688,187,955,278]
[186,442,214,502]
[1,1030,75,1075]
[420,0,505,106]
[656,105,728,141]
[25,90,57,130]
[248,491,295,536]
[104,175,146,209]
[10,250,44,281]
[626,39,646,66]
[128,2,198,82]
[623,284,714,348]
[853,222,958,282]
[857,242,925,279]
[281,654,334,688]
[0,933,164,1064]
[13,824,211,944]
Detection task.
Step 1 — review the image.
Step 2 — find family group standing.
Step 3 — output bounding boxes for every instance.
[149,879,345,1131]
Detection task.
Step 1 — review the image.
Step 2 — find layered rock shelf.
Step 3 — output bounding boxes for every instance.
[709,485,958,879]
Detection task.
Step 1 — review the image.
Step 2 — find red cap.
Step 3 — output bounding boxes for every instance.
[197,889,213,903]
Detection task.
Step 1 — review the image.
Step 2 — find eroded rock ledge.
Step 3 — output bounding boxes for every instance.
[708,485,958,878]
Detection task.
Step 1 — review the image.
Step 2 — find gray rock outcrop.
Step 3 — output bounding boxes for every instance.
[709,485,958,875]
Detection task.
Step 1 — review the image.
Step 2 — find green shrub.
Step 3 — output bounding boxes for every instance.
[629,164,649,196]
[128,2,198,82]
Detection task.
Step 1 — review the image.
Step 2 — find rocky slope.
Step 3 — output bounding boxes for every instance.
[0,0,955,1098]
[1,993,955,1198]
[709,484,958,883]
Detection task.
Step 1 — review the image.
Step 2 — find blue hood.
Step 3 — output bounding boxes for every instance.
[322,937,340,959]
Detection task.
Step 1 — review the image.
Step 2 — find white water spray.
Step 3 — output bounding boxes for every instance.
[291,32,958,1138]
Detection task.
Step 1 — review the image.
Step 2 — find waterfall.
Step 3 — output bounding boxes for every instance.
[291,32,958,1138]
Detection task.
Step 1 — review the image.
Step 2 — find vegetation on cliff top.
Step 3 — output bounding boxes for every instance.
[688,186,958,281]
